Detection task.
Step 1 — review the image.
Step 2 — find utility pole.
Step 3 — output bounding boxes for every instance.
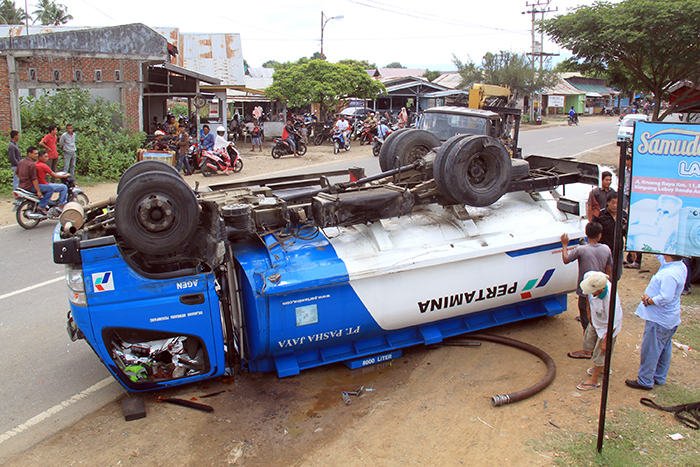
[523,0,557,122]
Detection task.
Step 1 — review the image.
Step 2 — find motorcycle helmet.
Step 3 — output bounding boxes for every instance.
[217,126,226,134]
[154,130,165,136]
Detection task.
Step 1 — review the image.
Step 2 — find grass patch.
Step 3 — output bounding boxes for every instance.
[544,389,700,466]
[676,301,700,352]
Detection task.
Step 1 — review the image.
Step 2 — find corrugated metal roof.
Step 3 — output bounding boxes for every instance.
[566,81,615,95]
[153,28,246,87]
[542,79,585,95]
[433,73,462,89]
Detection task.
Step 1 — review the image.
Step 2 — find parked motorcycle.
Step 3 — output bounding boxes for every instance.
[332,130,350,154]
[567,114,579,126]
[600,106,618,116]
[199,144,243,176]
[271,134,307,158]
[359,123,375,145]
[13,174,89,229]
[313,123,333,146]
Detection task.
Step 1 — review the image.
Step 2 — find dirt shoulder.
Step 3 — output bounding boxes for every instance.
[9,117,696,467]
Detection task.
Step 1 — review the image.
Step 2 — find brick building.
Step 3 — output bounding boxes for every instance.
[0,24,219,136]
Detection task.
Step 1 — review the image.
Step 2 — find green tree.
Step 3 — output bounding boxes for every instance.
[265,60,385,119]
[310,51,324,61]
[262,60,280,69]
[422,70,441,82]
[0,88,144,192]
[0,0,27,24]
[32,0,72,26]
[540,0,700,121]
[385,62,405,69]
[453,50,558,100]
[338,59,376,69]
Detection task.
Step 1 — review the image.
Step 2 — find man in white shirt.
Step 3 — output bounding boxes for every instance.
[576,271,623,391]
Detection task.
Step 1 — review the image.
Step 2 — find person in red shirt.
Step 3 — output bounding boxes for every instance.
[17,146,53,214]
[39,124,59,177]
[36,149,69,205]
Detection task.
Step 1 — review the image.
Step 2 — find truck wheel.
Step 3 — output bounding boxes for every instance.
[378,128,413,172]
[441,135,511,207]
[117,160,179,194]
[510,158,530,180]
[297,142,308,156]
[390,130,440,168]
[434,134,470,203]
[116,171,199,256]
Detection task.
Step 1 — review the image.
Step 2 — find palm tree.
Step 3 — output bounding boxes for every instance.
[0,0,28,24]
[32,0,72,26]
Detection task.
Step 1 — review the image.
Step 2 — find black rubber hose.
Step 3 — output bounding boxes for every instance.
[448,333,556,407]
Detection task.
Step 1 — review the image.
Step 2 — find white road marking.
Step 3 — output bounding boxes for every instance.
[571,142,616,158]
[0,377,116,444]
[0,223,16,230]
[585,131,598,135]
[546,137,564,143]
[0,277,63,301]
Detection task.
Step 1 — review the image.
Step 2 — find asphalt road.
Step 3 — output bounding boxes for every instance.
[0,116,621,460]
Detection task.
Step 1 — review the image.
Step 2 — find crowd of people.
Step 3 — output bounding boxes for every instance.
[8,125,78,215]
[561,172,689,393]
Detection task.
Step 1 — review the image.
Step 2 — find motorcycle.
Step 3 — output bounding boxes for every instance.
[199,144,243,177]
[567,113,579,126]
[13,173,89,229]
[313,123,333,146]
[271,134,307,159]
[600,106,618,116]
[332,130,350,154]
[187,142,200,172]
[359,123,375,145]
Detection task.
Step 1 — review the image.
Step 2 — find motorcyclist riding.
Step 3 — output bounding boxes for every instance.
[569,106,578,124]
[282,119,300,157]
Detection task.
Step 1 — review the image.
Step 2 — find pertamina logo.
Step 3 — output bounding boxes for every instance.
[92,272,115,292]
[520,268,555,299]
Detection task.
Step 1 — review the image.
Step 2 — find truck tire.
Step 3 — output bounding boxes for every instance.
[116,171,199,256]
[380,129,439,172]
[434,134,471,202]
[378,128,413,172]
[117,160,179,194]
[510,158,530,180]
[441,135,511,207]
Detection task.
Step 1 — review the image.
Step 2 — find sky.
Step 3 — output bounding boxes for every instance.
[25,0,605,70]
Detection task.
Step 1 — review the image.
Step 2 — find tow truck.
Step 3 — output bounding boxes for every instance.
[53,112,600,392]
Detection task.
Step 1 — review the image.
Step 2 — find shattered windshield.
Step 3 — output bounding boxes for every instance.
[419,113,490,140]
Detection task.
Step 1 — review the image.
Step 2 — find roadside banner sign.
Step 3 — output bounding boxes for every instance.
[627,121,700,256]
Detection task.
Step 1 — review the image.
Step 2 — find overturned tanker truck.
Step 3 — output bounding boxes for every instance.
[53,122,600,395]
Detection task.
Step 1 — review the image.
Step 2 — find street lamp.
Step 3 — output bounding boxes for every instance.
[320,11,343,60]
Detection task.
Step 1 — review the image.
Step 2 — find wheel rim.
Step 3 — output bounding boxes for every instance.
[137,195,175,233]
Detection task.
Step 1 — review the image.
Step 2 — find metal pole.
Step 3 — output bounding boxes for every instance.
[320,11,324,60]
[596,141,629,453]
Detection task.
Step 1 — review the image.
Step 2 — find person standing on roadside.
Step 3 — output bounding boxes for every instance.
[587,171,615,221]
[575,271,623,392]
[39,124,59,180]
[8,130,21,191]
[59,124,77,177]
[561,222,613,359]
[175,126,192,175]
[625,254,687,390]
